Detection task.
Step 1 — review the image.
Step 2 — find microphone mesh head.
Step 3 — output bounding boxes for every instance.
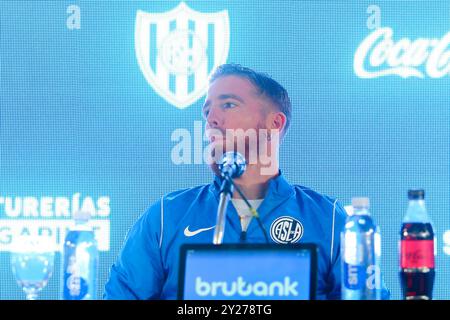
[219,152,246,178]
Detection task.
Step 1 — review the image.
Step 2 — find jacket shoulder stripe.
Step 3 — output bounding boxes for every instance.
[330,199,338,263]
[159,197,164,249]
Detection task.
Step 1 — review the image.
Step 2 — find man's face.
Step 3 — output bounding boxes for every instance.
[202,75,272,163]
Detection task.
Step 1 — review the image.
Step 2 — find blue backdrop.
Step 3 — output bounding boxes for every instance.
[1,0,449,300]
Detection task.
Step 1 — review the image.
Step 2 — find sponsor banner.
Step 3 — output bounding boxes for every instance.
[0,219,110,252]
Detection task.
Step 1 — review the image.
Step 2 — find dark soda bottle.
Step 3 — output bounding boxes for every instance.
[400,189,435,300]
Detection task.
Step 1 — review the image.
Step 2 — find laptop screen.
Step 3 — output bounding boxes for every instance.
[178,243,317,300]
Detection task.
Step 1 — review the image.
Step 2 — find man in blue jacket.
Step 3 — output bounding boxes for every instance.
[104,63,387,300]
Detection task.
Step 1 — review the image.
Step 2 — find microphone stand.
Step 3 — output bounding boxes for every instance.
[213,174,233,245]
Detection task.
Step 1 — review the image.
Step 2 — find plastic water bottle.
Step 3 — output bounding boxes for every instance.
[400,189,435,300]
[62,211,98,300]
[341,197,381,300]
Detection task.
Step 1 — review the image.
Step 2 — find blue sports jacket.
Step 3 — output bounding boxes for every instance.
[104,172,388,299]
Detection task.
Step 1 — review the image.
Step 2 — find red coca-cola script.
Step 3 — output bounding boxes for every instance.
[400,240,435,269]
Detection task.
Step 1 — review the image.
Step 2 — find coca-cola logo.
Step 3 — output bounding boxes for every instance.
[400,240,435,269]
[405,250,425,264]
[354,27,450,78]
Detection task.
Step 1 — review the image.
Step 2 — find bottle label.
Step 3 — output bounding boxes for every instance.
[400,240,435,268]
[343,263,382,291]
[64,274,89,300]
[63,253,90,300]
[343,263,366,290]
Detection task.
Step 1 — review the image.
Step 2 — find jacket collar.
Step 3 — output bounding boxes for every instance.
[210,170,294,211]
[208,170,295,237]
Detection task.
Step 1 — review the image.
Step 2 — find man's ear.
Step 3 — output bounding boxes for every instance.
[267,111,286,133]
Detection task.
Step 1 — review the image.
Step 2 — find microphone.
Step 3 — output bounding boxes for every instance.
[213,152,246,245]
[218,151,247,179]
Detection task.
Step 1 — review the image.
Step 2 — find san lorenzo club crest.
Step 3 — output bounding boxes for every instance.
[270,216,304,244]
[135,2,230,109]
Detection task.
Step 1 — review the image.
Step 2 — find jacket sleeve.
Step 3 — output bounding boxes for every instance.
[103,199,165,299]
[324,200,347,300]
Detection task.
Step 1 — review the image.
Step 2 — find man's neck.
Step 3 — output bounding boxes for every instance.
[231,164,279,200]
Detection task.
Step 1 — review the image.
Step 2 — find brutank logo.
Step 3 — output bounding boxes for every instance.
[270,216,303,244]
[195,276,299,297]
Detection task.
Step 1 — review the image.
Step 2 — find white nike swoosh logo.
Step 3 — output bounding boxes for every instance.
[184,225,215,237]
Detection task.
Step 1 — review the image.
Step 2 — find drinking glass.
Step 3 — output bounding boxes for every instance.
[10,235,55,300]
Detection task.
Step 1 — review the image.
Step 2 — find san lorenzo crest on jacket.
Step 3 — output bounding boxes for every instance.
[270,216,304,244]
